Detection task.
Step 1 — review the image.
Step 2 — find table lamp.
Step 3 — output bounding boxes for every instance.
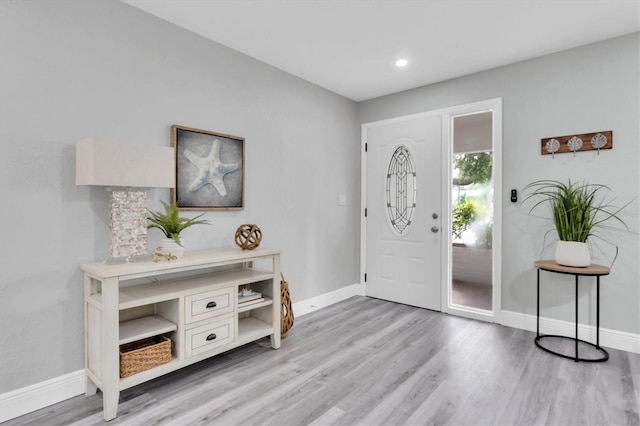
[76,138,175,263]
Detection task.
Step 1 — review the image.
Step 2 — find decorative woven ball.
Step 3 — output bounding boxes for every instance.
[234,224,262,250]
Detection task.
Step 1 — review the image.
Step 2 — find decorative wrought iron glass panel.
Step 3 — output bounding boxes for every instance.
[386,145,417,234]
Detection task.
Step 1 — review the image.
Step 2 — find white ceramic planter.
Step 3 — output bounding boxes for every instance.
[160,237,186,259]
[555,240,591,267]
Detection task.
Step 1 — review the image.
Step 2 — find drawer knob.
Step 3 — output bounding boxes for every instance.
[206,301,217,308]
[206,333,217,341]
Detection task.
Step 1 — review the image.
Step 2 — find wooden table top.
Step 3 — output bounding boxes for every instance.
[534,260,610,276]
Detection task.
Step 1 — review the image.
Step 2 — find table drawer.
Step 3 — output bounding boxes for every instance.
[186,317,234,357]
[185,287,233,324]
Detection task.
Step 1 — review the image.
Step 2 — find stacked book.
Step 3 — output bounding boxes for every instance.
[238,290,265,307]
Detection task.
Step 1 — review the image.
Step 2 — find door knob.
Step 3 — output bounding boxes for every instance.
[431,226,439,233]
[432,213,439,219]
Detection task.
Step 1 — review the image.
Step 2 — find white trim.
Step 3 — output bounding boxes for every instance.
[360,123,367,288]
[0,369,86,423]
[499,310,640,354]
[292,283,364,317]
[2,290,637,422]
[440,113,453,314]
[0,285,364,423]
[440,98,503,323]
[491,100,503,318]
[361,99,503,320]
[361,106,461,296]
[294,286,640,355]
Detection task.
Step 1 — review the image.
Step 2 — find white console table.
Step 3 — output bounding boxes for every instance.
[81,247,282,421]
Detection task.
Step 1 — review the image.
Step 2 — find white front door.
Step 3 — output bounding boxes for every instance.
[364,114,442,310]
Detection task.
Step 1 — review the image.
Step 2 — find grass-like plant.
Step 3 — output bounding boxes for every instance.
[147,202,210,245]
[523,179,628,242]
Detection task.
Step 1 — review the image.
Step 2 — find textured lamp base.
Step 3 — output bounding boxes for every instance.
[108,189,148,262]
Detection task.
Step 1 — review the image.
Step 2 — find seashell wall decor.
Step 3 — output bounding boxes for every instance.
[540,130,612,156]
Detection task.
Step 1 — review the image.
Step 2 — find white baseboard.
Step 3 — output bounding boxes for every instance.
[0,369,85,423]
[499,310,640,354]
[0,283,364,423]
[292,283,364,317]
[3,287,636,423]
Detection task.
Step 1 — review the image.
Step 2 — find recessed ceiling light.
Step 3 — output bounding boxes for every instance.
[395,59,408,68]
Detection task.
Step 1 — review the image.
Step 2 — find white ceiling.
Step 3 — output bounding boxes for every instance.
[122,0,640,102]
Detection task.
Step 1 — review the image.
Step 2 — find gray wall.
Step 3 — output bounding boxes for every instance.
[360,33,640,335]
[0,0,360,393]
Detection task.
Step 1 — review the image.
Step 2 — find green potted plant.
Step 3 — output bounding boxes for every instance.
[147,202,210,258]
[523,179,628,267]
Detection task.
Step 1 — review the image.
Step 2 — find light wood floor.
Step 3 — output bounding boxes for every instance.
[7,296,640,425]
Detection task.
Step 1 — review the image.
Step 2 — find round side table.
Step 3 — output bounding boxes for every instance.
[534,260,610,362]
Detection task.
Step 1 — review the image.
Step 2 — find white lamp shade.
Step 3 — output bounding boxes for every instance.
[76,138,175,188]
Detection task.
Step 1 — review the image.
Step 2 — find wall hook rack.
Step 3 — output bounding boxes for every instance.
[541,130,612,156]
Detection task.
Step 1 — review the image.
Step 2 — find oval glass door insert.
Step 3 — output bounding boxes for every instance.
[386,145,416,234]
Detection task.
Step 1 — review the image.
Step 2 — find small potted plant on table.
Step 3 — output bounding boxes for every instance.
[147,202,210,259]
[524,179,628,267]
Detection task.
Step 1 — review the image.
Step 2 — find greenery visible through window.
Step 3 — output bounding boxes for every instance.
[453,152,492,186]
[452,151,493,247]
[452,195,477,240]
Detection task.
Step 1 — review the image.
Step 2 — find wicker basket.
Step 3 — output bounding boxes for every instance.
[119,336,172,378]
[280,273,294,338]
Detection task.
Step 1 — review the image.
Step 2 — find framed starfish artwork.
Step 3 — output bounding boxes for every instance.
[171,125,244,210]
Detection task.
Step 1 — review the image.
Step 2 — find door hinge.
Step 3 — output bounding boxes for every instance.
[364,273,367,282]
[365,143,368,152]
[364,208,367,217]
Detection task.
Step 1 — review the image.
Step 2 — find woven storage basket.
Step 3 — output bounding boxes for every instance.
[280,273,294,338]
[119,335,172,378]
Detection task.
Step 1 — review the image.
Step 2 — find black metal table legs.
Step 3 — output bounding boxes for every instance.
[534,269,609,362]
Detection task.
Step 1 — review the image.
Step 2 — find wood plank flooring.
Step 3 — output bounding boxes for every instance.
[7,296,640,425]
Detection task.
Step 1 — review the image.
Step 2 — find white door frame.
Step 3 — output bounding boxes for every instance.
[441,98,503,322]
[360,98,503,321]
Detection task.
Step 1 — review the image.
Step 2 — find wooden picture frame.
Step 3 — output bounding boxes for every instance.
[171,125,244,210]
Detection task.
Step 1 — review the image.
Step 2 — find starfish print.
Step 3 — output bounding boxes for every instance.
[184,139,239,197]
